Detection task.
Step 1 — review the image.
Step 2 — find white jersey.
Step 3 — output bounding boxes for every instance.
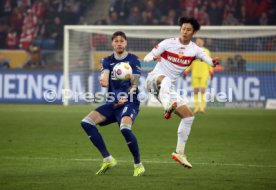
[148,38,214,83]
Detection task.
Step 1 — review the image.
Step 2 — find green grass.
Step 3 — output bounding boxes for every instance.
[0,104,276,190]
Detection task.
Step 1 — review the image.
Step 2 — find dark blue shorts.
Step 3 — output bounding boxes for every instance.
[95,102,140,126]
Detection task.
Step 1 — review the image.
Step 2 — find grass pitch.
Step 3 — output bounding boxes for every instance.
[0,104,276,190]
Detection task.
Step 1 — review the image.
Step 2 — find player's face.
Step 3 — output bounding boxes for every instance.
[112,36,127,54]
[180,23,196,44]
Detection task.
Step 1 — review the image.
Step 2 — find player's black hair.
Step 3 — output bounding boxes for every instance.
[111,31,127,41]
[178,17,201,32]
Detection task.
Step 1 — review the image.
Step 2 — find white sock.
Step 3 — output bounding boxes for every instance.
[103,155,113,162]
[176,116,195,155]
[158,77,172,109]
[134,163,142,167]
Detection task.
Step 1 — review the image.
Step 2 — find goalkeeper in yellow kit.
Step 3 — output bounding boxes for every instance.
[184,38,214,113]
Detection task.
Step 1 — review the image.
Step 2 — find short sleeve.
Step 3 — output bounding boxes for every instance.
[131,57,141,75]
[151,39,167,56]
[101,58,110,71]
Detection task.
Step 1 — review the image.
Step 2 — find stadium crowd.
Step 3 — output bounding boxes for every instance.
[0,0,275,51]
[99,0,276,26]
[0,0,94,50]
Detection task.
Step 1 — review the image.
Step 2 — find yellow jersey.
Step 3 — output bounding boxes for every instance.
[185,47,213,79]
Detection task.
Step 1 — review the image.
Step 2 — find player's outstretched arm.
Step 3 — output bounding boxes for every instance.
[129,74,140,94]
[144,52,161,62]
[100,69,110,87]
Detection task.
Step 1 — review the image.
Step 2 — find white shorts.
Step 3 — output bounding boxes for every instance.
[145,73,187,108]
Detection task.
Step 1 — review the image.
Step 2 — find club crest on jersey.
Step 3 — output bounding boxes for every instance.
[178,52,184,58]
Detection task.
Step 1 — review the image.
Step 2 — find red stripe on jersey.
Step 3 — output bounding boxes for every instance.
[161,51,195,67]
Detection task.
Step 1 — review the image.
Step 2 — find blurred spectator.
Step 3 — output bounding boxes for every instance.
[259,12,268,25]
[267,37,276,51]
[0,21,7,49]
[0,54,10,69]
[239,5,248,25]
[234,54,246,72]
[126,6,141,25]
[195,5,210,25]
[1,0,16,23]
[225,57,235,71]
[92,34,108,50]
[43,16,63,49]
[19,25,34,49]
[31,0,46,23]
[23,44,45,68]
[179,0,198,17]
[5,29,19,49]
[166,9,177,25]
[243,0,268,25]
[109,11,124,25]
[223,12,239,25]
[62,5,78,26]
[144,0,161,25]
[207,1,224,25]
[140,11,152,25]
[94,18,108,25]
[44,5,58,24]
[109,0,130,21]
[22,9,38,40]
[9,7,24,35]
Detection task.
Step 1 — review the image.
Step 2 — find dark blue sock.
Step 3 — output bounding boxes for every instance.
[121,128,140,164]
[81,121,110,158]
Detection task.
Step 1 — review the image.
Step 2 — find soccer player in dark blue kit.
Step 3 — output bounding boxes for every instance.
[81,31,145,176]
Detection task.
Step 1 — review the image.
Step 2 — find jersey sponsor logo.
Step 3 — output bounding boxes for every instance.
[161,51,195,67]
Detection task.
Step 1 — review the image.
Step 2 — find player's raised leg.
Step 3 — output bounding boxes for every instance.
[120,115,145,176]
[171,105,194,168]
[81,110,117,175]
[156,75,177,119]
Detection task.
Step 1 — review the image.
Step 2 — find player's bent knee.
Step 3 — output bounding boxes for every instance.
[120,123,132,130]
[85,111,106,125]
[121,116,133,126]
[81,116,96,126]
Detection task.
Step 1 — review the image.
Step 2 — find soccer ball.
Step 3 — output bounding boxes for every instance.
[113,62,132,80]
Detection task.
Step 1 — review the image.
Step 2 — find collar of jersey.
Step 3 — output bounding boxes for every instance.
[114,52,128,60]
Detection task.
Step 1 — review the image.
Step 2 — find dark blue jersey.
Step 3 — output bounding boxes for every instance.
[101,53,141,104]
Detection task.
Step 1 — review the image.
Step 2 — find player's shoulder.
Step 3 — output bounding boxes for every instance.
[128,53,139,60]
[127,53,140,63]
[161,37,178,44]
[189,41,202,50]
[101,54,114,64]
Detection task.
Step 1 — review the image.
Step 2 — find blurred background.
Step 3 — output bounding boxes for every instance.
[0,0,275,107]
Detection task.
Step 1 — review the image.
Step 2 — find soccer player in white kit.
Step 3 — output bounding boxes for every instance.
[144,17,220,168]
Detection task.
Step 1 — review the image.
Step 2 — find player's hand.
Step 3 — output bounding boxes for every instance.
[153,55,161,62]
[99,79,108,87]
[212,57,220,67]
